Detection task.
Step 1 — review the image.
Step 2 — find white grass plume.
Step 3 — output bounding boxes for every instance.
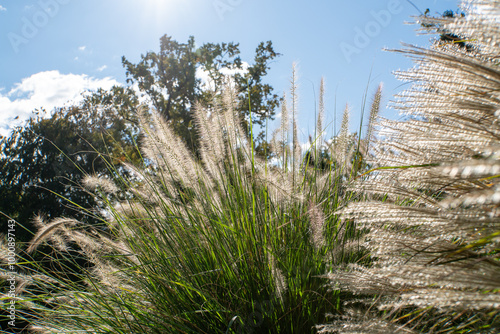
[317,77,325,149]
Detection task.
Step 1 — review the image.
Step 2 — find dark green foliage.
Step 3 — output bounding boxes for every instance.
[122,34,281,155]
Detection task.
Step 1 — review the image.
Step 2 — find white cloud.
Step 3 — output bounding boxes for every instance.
[195,67,212,90]
[78,46,86,51]
[0,5,6,11]
[220,62,249,76]
[0,71,119,137]
[97,65,108,72]
[196,61,249,91]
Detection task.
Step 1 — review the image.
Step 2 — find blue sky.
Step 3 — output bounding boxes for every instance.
[0,0,460,139]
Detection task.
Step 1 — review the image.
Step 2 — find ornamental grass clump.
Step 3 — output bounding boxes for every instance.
[318,1,500,333]
[13,70,380,333]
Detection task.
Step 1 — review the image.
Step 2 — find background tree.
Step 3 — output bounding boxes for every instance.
[122,34,281,156]
[0,86,140,242]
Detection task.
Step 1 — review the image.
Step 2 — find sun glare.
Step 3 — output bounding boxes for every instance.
[140,0,184,25]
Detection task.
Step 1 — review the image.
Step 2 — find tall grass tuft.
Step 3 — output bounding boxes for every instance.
[13,71,381,333]
[317,1,500,332]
